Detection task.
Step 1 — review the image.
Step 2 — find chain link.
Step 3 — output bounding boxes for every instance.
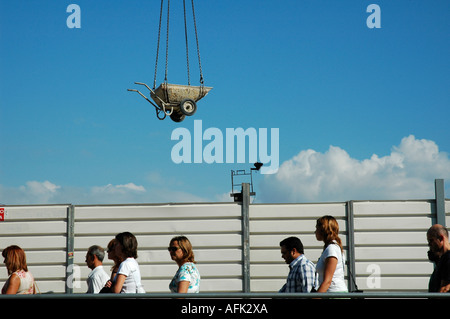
[153,0,164,89]
[183,0,191,85]
[153,0,204,87]
[191,0,204,85]
[164,0,170,83]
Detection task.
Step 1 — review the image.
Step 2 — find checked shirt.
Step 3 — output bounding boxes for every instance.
[279,254,318,293]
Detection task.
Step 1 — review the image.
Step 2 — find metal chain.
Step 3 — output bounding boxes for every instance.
[183,0,191,85]
[153,0,164,89]
[191,0,204,85]
[164,0,170,83]
[153,0,203,87]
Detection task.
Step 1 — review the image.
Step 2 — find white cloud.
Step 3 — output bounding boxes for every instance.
[1,136,449,205]
[0,181,62,204]
[23,180,61,195]
[91,183,146,194]
[259,135,450,202]
[0,181,207,205]
[0,182,148,205]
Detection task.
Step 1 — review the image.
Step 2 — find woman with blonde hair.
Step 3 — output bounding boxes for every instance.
[168,236,200,293]
[315,216,348,293]
[1,245,36,294]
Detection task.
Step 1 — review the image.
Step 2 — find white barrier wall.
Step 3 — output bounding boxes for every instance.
[72,203,242,293]
[353,200,435,292]
[0,199,448,294]
[0,205,69,293]
[249,202,348,292]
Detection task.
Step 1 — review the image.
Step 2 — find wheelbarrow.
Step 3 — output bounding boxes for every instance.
[128,82,212,122]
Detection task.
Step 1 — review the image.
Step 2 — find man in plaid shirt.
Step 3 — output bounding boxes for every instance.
[279,237,318,293]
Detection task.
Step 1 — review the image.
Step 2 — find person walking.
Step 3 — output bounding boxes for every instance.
[106,239,123,283]
[168,236,200,293]
[106,232,145,293]
[315,216,348,293]
[85,245,110,293]
[1,245,36,294]
[278,236,318,293]
[427,224,450,292]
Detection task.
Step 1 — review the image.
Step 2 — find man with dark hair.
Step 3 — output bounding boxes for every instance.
[279,236,318,293]
[427,224,450,292]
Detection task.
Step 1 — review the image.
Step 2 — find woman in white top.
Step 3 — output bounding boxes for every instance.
[1,245,35,294]
[315,216,348,293]
[108,232,145,293]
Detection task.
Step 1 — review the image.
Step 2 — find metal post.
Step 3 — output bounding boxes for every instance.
[346,201,358,292]
[434,179,446,227]
[65,205,75,294]
[241,183,251,293]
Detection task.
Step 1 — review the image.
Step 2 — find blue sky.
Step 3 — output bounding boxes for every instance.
[1,0,449,204]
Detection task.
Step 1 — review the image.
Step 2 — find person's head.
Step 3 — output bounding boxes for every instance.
[280,237,303,264]
[85,245,105,270]
[114,232,138,259]
[2,245,28,275]
[168,236,196,265]
[107,239,120,261]
[427,224,449,256]
[315,215,343,251]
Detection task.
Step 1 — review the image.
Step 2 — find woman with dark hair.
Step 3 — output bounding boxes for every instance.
[1,245,36,294]
[106,232,145,293]
[168,236,200,293]
[315,216,348,293]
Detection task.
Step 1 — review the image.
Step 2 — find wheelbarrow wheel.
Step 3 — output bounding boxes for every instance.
[179,99,197,116]
[170,112,186,123]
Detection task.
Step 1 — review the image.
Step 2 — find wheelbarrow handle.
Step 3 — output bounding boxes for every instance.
[128,88,160,109]
[134,82,154,93]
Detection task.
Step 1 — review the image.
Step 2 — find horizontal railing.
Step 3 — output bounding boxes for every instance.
[1,292,449,299]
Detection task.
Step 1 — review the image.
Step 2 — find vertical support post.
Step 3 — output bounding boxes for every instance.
[65,205,75,294]
[346,201,357,292]
[241,183,251,293]
[434,179,446,227]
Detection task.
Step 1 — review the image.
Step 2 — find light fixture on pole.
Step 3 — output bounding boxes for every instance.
[230,162,263,202]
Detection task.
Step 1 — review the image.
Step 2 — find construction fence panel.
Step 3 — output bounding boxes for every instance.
[352,200,435,292]
[0,205,70,293]
[0,197,446,294]
[72,203,242,293]
[249,202,348,292]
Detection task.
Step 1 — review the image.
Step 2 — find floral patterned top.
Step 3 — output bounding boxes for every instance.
[169,262,200,293]
[1,270,35,294]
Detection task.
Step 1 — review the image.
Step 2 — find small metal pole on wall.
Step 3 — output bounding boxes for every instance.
[434,179,446,227]
[241,183,251,293]
[345,201,358,292]
[65,205,75,294]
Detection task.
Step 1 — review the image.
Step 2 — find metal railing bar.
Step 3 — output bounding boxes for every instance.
[1,292,449,299]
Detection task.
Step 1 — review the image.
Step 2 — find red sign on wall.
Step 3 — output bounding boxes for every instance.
[0,208,4,221]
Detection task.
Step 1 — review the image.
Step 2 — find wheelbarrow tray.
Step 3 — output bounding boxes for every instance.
[150,83,212,108]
